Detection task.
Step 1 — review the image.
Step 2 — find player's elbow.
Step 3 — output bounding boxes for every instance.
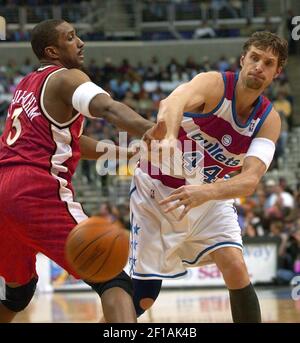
[89,94,114,119]
[158,98,169,111]
[245,175,261,196]
[158,96,184,117]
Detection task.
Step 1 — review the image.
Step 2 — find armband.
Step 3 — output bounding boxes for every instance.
[245,137,275,171]
[72,82,110,117]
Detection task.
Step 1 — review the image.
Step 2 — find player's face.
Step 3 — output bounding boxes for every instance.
[240,46,281,90]
[55,22,85,69]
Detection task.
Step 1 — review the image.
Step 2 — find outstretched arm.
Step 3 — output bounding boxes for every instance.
[89,98,153,138]
[156,71,222,139]
[52,69,153,138]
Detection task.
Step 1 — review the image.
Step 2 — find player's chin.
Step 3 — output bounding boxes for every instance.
[247,79,263,90]
[74,58,84,69]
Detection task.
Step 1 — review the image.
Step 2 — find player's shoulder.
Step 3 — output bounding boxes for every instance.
[194,70,223,82]
[191,71,224,99]
[47,68,91,93]
[53,68,89,84]
[256,107,281,140]
[192,71,223,90]
[264,107,281,123]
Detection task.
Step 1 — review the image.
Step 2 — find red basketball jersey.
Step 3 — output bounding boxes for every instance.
[0,65,88,284]
[0,65,84,184]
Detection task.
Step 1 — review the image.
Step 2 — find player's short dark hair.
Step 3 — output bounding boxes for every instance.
[31,19,65,60]
[243,31,288,68]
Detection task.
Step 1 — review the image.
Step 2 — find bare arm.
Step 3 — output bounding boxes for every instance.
[90,100,153,138]
[160,109,281,219]
[51,69,153,138]
[79,135,138,161]
[157,71,223,139]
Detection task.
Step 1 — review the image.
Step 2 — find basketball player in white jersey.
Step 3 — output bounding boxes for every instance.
[130,31,288,322]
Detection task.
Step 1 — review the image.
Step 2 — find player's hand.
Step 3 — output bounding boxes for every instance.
[159,185,211,220]
[141,120,168,163]
[127,143,140,159]
[142,120,167,147]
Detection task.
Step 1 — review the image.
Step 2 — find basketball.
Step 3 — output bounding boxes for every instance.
[65,216,129,283]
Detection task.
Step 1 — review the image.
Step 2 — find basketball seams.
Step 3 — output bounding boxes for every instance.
[77,249,106,272]
[89,233,124,279]
[72,229,112,262]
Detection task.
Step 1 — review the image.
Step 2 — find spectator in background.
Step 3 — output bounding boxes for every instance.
[123,90,139,111]
[149,56,160,77]
[216,55,230,72]
[137,89,153,119]
[101,57,116,84]
[152,86,166,113]
[229,0,243,16]
[265,181,295,220]
[264,179,279,217]
[273,77,293,99]
[279,177,294,195]
[228,56,240,72]
[243,209,264,237]
[276,226,300,284]
[87,58,100,82]
[193,20,216,39]
[270,220,289,257]
[200,56,212,72]
[273,77,293,125]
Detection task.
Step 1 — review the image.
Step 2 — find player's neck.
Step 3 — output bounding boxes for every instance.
[39,60,63,68]
[235,78,262,113]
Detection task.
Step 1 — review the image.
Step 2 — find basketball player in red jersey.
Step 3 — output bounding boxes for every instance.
[0,19,164,323]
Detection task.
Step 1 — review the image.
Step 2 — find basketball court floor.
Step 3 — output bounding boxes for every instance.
[13,286,300,323]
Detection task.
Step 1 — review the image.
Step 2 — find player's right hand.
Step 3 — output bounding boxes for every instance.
[141,120,167,162]
[142,120,167,146]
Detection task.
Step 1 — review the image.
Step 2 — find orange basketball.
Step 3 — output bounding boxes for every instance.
[65,216,129,283]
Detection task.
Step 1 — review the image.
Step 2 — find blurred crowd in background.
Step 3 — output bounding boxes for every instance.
[0,54,294,160]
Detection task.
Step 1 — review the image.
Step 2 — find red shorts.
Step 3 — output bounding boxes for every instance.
[0,166,87,284]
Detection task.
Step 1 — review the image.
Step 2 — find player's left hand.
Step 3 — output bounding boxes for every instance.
[159,185,211,220]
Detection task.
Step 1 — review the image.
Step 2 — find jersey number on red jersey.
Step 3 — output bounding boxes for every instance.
[7,106,23,146]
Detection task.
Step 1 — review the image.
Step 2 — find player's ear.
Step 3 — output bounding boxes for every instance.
[240,55,245,68]
[273,66,282,79]
[44,46,59,60]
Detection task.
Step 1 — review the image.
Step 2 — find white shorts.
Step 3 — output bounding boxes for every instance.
[129,167,243,280]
